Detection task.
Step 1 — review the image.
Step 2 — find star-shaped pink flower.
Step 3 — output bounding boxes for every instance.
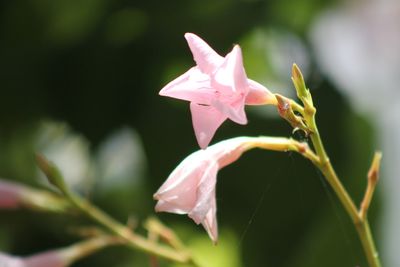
[160,33,275,149]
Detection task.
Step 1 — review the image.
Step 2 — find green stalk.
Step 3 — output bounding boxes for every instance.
[66,194,197,265]
[305,109,382,267]
[307,116,359,223]
[36,153,198,266]
[355,220,381,267]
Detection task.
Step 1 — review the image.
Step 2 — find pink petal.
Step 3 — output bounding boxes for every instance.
[190,103,227,149]
[154,172,198,214]
[210,45,248,124]
[201,197,218,244]
[0,253,24,267]
[155,199,189,214]
[159,67,215,105]
[154,154,208,213]
[212,45,248,95]
[245,79,276,105]
[155,149,206,194]
[188,162,218,224]
[211,97,247,125]
[184,33,224,73]
[230,45,249,93]
[212,137,249,168]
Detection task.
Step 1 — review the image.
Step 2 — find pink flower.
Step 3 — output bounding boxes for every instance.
[160,33,275,149]
[153,137,253,243]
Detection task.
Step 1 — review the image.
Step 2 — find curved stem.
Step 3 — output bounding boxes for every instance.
[244,130,381,266]
[307,117,359,223]
[58,236,122,265]
[66,194,197,266]
[35,154,198,266]
[247,136,319,164]
[305,110,381,267]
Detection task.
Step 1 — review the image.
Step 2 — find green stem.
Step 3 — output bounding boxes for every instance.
[246,136,319,164]
[308,116,359,223]
[355,220,381,267]
[66,194,196,265]
[305,111,382,267]
[58,236,122,265]
[35,153,197,265]
[290,99,305,116]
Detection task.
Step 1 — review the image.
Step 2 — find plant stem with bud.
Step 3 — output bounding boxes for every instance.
[289,64,382,267]
[36,154,199,266]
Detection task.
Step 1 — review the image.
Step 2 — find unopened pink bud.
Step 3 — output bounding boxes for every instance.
[0,180,26,209]
[0,179,70,212]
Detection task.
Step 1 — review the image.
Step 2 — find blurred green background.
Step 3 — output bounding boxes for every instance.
[0,0,387,266]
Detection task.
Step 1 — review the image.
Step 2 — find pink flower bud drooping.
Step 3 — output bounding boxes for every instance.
[154,137,253,243]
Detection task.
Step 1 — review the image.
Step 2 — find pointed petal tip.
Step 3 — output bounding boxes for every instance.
[232,44,241,51]
[158,88,177,98]
[193,127,211,149]
[190,103,227,150]
[231,45,243,57]
[230,116,248,125]
[196,132,213,150]
[235,114,248,125]
[184,33,203,47]
[159,80,173,97]
[203,225,218,244]
[184,32,196,40]
[154,201,165,213]
[197,136,209,150]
